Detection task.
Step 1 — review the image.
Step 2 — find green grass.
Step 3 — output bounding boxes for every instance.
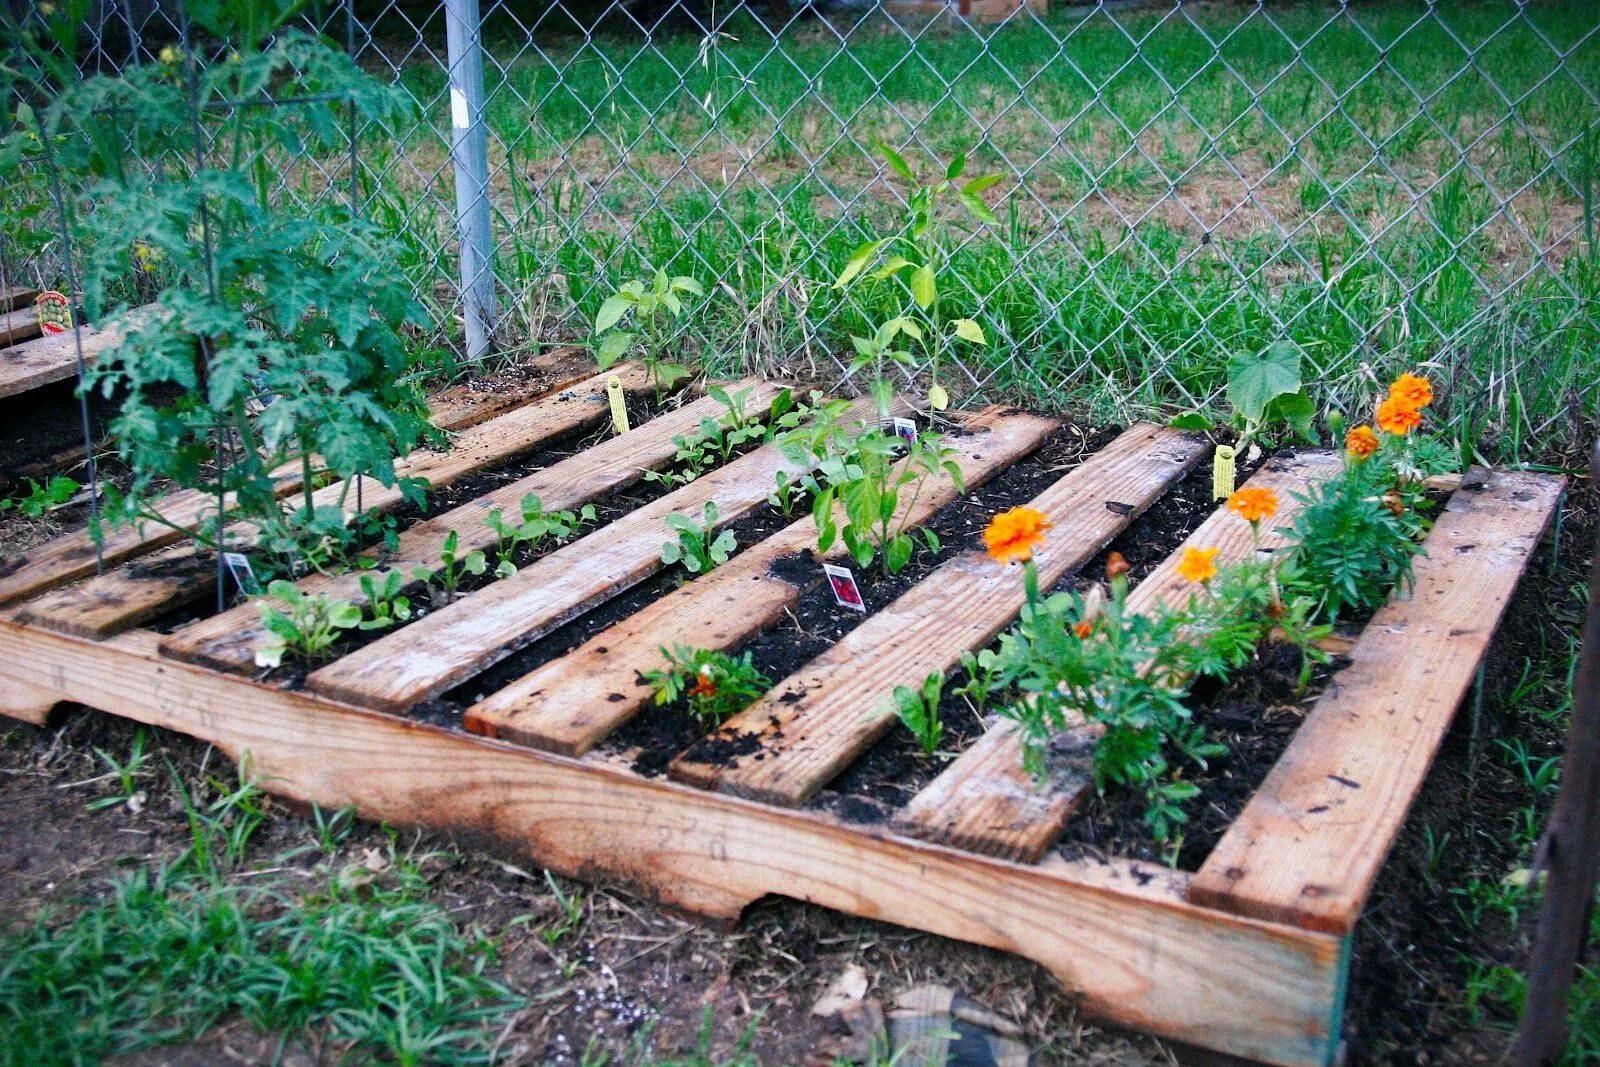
[0,765,521,1067]
[353,0,1600,460]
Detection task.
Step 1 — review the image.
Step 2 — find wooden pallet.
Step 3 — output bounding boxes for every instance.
[0,373,1564,1066]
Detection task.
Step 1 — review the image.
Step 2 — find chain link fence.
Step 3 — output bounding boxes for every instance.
[9,0,1599,459]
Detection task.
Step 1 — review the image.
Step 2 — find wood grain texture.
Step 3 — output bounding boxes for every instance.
[0,617,1344,1066]
[0,363,655,608]
[305,396,887,714]
[8,364,659,632]
[1190,467,1564,933]
[0,287,40,312]
[464,408,1060,755]
[160,382,779,673]
[667,425,1210,805]
[897,450,1344,862]
[0,307,149,400]
[0,306,43,346]
[424,347,596,431]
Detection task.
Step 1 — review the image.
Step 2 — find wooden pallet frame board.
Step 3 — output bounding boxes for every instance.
[7,363,663,633]
[0,305,44,346]
[1190,467,1566,932]
[464,408,1062,754]
[0,287,40,313]
[159,381,781,674]
[303,395,890,714]
[0,306,152,401]
[667,424,1210,805]
[0,361,646,608]
[0,618,1346,1067]
[898,450,1344,863]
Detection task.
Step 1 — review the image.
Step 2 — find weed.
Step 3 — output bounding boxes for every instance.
[85,729,149,813]
[0,476,79,518]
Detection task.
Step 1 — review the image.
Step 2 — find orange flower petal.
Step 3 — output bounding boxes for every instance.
[984,506,1054,564]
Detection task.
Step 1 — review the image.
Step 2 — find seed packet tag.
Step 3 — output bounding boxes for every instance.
[1212,444,1237,501]
[35,291,71,335]
[222,551,262,596]
[606,374,630,435]
[823,563,866,613]
[892,417,918,443]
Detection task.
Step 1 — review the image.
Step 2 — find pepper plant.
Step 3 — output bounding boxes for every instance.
[592,268,705,395]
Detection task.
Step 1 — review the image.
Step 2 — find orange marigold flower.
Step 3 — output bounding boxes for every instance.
[1072,619,1096,639]
[1227,486,1279,524]
[984,506,1053,564]
[1388,372,1433,410]
[1176,546,1219,584]
[1346,424,1380,459]
[1105,551,1130,580]
[1376,397,1423,436]
[687,669,718,699]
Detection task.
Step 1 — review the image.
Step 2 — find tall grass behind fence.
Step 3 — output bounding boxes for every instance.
[8,1,1599,460]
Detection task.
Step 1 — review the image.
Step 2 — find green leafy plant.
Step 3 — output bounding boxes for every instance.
[833,145,1000,412]
[25,11,437,574]
[952,648,1001,715]
[356,571,412,631]
[410,530,486,606]
[886,672,946,757]
[0,475,79,517]
[483,494,594,577]
[253,579,362,668]
[643,644,772,723]
[661,501,736,575]
[592,268,705,394]
[85,729,149,813]
[1173,341,1316,449]
[813,425,961,575]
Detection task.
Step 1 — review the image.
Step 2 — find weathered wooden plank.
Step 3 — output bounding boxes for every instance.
[465,408,1060,755]
[1190,467,1565,933]
[159,382,780,671]
[4,364,656,627]
[897,451,1344,863]
[0,617,1346,1067]
[0,287,40,313]
[425,346,597,431]
[667,425,1210,805]
[0,307,151,400]
[304,396,887,714]
[0,305,44,346]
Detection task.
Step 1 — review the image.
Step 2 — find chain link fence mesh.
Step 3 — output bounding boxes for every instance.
[9,0,1599,459]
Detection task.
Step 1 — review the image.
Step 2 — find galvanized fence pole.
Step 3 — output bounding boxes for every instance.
[444,0,497,362]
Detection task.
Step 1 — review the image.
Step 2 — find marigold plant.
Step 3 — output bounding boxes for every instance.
[984,506,1053,565]
[1388,372,1433,411]
[1345,424,1380,459]
[1177,546,1219,584]
[1227,487,1279,525]
[1376,396,1423,435]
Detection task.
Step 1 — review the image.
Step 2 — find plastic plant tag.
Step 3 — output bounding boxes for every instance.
[823,563,867,613]
[606,374,630,435]
[1212,445,1237,500]
[222,551,262,596]
[35,291,71,335]
[892,417,918,443]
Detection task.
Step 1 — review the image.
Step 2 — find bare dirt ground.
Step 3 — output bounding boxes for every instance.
[1,361,1592,1065]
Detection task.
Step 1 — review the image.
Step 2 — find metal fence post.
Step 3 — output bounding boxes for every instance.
[444,0,497,362]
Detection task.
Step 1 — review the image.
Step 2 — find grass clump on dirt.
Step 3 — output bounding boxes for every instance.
[0,763,521,1067]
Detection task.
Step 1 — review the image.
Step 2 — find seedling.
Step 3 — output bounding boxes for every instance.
[254,579,362,668]
[482,494,594,577]
[814,425,960,575]
[85,730,149,813]
[1171,341,1316,451]
[0,475,79,517]
[661,501,736,574]
[356,571,412,631]
[592,268,706,394]
[644,645,772,722]
[411,530,486,606]
[886,672,946,757]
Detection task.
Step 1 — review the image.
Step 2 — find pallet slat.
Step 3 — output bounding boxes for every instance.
[303,395,888,714]
[1189,467,1565,933]
[160,382,780,672]
[0,310,148,400]
[5,363,659,626]
[464,408,1060,755]
[1,287,41,313]
[667,425,1210,806]
[897,451,1342,863]
[0,306,44,346]
[424,347,598,431]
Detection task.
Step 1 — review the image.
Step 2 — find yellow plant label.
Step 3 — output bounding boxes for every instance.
[1212,445,1237,500]
[606,375,630,435]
